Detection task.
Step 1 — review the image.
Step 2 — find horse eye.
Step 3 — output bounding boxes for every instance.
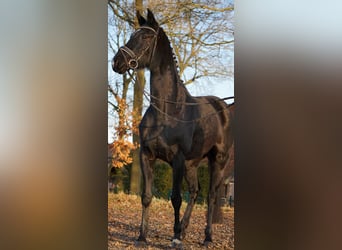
[142,34,152,39]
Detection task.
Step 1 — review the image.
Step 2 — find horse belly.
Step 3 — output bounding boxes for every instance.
[185,120,224,160]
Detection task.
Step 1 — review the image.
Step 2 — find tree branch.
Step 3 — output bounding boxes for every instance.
[108,1,134,26]
[108,100,119,111]
[191,3,234,13]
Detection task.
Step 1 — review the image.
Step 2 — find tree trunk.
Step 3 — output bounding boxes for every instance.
[130,71,145,195]
[130,76,144,194]
[213,143,234,223]
[129,0,145,195]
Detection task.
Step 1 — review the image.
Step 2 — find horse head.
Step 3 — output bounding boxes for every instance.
[112,9,159,74]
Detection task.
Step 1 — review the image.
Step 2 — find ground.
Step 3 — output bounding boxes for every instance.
[108,193,234,249]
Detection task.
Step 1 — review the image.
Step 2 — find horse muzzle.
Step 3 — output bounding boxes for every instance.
[112,56,128,74]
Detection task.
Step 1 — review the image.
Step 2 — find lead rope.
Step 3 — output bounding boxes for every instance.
[143,91,233,123]
[144,89,234,106]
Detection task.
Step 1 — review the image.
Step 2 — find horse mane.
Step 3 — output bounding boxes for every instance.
[148,25,189,110]
[148,25,182,84]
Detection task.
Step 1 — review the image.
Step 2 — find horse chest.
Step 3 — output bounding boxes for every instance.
[145,136,178,163]
[141,124,194,163]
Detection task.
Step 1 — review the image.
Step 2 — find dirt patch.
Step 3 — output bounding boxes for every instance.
[108,193,234,249]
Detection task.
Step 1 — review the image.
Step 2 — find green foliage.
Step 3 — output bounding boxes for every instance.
[113,160,210,204]
[197,163,209,204]
[152,160,173,199]
[109,165,130,193]
[152,160,210,204]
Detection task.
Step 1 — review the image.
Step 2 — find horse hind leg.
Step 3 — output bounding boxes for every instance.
[180,159,200,240]
[204,152,227,245]
[136,149,155,246]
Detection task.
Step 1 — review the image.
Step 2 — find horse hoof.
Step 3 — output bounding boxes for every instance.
[203,239,213,247]
[135,239,147,248]
[180,232,186,240]
[171,238,183,249]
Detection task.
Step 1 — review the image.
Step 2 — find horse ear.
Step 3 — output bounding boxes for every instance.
[136,10,146,26]
[147,9,158,27]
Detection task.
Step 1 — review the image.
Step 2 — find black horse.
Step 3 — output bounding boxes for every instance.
[112,9,234,247]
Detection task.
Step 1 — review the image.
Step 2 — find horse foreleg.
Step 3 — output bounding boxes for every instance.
[204,158,225,245]
[136,149,155,245]
[170,153,185,247]
[180,159,200,239]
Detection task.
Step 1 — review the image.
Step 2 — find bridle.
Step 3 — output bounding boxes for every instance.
[118,26,159,70]
[116,26,235,123]
[143,89,234,123]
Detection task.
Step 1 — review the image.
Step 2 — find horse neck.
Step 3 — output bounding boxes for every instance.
[149,32,190,112]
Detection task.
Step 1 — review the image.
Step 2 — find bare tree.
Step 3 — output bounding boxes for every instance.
[147,0,234,84]
[108,0,146,194]
[108,0,234,194]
